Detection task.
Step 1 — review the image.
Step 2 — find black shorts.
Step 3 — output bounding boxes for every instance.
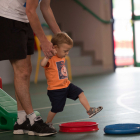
[47,83,83,113]
[0,16,34,61]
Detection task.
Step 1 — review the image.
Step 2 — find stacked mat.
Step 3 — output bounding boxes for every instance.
[0,88,40,130]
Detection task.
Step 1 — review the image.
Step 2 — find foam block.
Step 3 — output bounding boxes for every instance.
[0,88,40,130]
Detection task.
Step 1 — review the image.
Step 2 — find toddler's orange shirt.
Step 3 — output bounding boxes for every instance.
[44,55,70,90]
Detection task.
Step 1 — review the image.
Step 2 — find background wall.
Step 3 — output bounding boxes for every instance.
[38,0,114,70]
[51,0,108,60]
[0,0,114,84]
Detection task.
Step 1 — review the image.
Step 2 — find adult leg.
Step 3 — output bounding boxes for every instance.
[15,92,24,111]
[10,55,33,114]
[15,93,27,125]
[11,56,57,136]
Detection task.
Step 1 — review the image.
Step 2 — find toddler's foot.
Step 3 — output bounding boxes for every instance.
[87,106,103,118]
[46,123,57,133]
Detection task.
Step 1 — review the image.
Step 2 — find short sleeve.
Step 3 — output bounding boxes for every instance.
[44,62,50,69]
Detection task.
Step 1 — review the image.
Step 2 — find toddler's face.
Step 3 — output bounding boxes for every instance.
[54,43,72,58]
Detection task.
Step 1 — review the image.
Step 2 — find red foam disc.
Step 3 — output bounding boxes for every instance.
[0,77,2,89]
[59,122,99,132]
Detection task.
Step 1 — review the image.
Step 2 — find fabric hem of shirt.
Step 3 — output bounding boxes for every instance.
[47,82,71,90]
[0,13,29,23]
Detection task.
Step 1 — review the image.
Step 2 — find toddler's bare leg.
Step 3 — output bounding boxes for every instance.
[46,111,56,123]
[78,92,90,114]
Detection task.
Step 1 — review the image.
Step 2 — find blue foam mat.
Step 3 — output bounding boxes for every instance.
[104,123,140,134]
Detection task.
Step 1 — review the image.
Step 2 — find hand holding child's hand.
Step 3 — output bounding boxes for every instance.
[51,48,57,56]
[41,41,56,59]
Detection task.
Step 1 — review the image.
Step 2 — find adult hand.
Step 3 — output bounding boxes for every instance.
[41,41,57,59]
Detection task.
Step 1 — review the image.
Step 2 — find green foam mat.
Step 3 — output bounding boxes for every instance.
[0,88,40,130]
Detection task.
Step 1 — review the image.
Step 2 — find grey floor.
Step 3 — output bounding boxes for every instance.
[1,67,140,140]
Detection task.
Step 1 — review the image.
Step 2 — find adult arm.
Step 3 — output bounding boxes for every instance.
[26,0,56,58]
[40,0,61,34]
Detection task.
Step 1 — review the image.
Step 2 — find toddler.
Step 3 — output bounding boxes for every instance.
[41,32,103,131]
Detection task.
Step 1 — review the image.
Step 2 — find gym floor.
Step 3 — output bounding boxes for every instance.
[1,67,140,140]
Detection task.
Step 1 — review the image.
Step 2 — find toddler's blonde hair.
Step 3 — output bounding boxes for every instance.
[51,32,73,46]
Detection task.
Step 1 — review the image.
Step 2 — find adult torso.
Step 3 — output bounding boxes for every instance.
[0,0,42,23]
